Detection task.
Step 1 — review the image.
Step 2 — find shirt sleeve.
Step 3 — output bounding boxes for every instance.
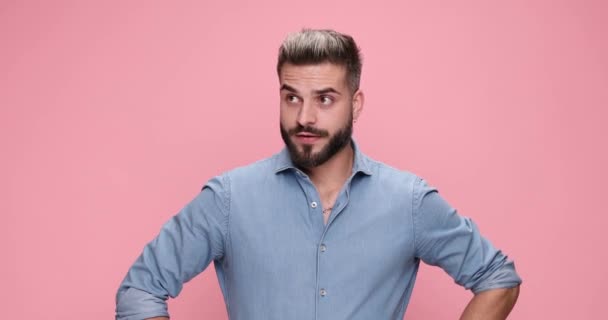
[115,175,230,319]
[412,177,522,294]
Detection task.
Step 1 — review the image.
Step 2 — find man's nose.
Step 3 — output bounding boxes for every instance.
[296,100,317,126]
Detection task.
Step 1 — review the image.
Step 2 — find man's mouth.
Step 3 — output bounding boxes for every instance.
[294,132,323,144]
[296,132,321,137]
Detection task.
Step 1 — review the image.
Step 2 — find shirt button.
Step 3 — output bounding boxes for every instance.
[311,201,318,208]
[320,244,327,252]
[320,288,327,297]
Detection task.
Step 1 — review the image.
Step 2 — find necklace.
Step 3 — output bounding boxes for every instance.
[322,207,333,215]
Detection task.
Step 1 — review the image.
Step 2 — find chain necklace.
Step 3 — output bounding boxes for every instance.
[322,207,333,215]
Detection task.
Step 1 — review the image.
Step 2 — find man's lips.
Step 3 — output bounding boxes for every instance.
[295,132,321,137]
[294,132,322,143]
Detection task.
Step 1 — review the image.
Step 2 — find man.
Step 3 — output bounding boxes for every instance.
[116,29,521,320]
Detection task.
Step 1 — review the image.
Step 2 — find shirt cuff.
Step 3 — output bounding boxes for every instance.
[116,287,169,320]
[470,259,522,294]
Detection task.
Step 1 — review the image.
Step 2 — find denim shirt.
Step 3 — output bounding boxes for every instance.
[116,142,521,320]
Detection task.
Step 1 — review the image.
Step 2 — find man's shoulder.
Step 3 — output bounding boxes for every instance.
[355,152,427,201]
[362,153,421,185]
[217,151,284,182]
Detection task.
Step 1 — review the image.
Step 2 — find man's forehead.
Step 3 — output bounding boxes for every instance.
[279,62,348,91]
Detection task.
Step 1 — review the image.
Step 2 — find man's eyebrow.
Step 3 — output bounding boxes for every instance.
[280,84,299,93]
[314,87,341,95]
[280,84,342,96]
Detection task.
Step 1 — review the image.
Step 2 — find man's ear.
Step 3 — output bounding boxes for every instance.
[352,89,364,122]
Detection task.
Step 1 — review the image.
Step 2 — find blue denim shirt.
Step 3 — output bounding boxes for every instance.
[116,142,521,320]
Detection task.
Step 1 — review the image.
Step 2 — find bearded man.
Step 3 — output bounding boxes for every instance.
[116,29,521,320]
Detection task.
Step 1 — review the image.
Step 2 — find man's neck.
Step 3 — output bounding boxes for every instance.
[303,144,354,194]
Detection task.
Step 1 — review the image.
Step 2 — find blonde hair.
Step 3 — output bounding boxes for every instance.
[277,29,362,92]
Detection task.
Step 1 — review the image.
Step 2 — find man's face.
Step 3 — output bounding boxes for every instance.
[279,62,362,168]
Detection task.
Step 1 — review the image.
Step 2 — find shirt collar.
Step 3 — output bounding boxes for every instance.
[274,140,373,176]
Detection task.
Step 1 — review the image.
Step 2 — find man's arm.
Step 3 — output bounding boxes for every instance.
[116,176,230,320]
[460,286,520,320]
[412,177,522,317]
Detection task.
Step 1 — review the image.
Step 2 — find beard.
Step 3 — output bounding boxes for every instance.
[280,112,353,169]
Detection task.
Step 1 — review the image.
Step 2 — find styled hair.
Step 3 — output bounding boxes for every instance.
[277,29,362,92]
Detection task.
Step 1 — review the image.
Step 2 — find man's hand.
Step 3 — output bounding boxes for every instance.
[460,286,520,320]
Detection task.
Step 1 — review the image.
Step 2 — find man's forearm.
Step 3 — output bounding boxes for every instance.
[460,285,520,320]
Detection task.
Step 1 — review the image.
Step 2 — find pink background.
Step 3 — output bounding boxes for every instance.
[2,1,607,319]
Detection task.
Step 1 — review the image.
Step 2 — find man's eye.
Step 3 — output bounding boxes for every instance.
[320,96,333,105]
[287,95,300,103]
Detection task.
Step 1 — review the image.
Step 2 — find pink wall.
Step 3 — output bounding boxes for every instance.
[2,1,606,319]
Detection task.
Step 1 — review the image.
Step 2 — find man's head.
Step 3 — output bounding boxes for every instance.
[277,29,362,93]
[277,29,364,169]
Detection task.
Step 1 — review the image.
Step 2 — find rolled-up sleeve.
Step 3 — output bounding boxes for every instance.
[412,178,521,294]
[116,175,230,319]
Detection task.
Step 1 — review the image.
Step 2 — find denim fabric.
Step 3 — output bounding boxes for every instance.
[116,142,521,320]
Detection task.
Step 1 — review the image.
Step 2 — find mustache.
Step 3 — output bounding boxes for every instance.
[288,125,329,137]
